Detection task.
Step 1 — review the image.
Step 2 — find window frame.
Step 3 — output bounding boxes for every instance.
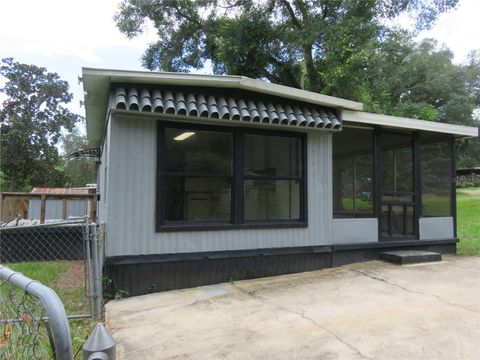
[156,121,308,232]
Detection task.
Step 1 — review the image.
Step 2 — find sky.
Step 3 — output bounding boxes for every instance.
[0,0,479,120]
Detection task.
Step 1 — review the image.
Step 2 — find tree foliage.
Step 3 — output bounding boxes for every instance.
[0,58,81,191]
[115,0,479,166]
[115,0,458,94]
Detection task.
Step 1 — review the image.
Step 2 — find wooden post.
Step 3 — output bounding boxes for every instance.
[40,194,46,224]
[0,193,4,223]
[89,196,96,223]
[62,198,68,220]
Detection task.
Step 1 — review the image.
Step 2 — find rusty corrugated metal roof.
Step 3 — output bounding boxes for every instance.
[113,87,342,130]
[31,187,95,195]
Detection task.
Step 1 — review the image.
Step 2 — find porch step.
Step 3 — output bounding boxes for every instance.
[379,250,442,265]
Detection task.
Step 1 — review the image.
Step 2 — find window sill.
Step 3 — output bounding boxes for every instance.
[156,221,308,232]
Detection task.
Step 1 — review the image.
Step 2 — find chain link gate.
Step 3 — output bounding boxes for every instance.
[0,218,105,358]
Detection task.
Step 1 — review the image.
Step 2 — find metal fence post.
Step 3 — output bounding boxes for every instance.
[91,223,102,319]
[83,323,116,360]
[84,216,95,318]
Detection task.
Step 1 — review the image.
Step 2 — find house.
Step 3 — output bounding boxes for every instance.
[82,68,479,296]
[456,167,480,183]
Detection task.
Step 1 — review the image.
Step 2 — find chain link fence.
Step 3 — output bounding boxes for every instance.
[0,281,52,359]
[0,219,105,358]
[0,219,85,263]
[0,265,73,359]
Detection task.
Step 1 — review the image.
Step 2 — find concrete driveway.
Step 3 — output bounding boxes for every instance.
[106,256,480,359]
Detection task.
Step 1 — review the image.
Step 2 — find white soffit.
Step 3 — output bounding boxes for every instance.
[342,110,479,138]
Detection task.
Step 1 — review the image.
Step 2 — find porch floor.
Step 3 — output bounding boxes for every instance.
[106,255,480,360]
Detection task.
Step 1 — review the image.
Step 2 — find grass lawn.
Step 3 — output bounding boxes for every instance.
[4,261,96,357]
[457,187,480,256]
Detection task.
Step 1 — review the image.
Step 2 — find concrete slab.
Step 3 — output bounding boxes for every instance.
[380,250,442,264]
[106,256,480,359]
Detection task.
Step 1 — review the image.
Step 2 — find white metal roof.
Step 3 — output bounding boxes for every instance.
[82,68,362,146]
[342,110,479,138]
[82,67,478,147]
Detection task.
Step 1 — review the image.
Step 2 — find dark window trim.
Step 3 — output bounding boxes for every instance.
[165,173,233,178]
[156,121,308,232]
[413,132,422,237]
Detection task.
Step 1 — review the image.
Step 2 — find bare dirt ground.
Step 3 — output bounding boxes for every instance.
[55,260,85,293]
[458,188,480,197]
[106,255,480,360]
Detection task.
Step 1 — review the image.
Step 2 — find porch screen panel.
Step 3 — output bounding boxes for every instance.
[421,140,452,217]
[381,133,413,193]
[164,128,233,222]
[333,127,374,218]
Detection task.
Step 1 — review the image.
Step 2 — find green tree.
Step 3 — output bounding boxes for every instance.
[364,37,479,124]
[0,58,80,191]
[361,36,479,166]
[61,124,97,187]
[115,1,479,166]
[115,0,457,95]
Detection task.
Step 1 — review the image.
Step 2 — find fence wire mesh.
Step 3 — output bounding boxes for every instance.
[0,219,105,358]
[0,220,86,264]
[0,280,54,359]
[0,220,90,319]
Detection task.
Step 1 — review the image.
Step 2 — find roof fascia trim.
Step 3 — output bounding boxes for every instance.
[342,110,479,138]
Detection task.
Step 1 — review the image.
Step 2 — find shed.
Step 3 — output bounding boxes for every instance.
[82,68,479,296]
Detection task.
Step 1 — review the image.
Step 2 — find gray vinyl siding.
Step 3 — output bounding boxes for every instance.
[105,115,334,257]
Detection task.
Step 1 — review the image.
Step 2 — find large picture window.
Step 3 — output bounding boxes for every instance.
[157,123,306,230]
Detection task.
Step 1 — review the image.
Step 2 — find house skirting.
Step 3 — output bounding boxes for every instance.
[105,239,457,297]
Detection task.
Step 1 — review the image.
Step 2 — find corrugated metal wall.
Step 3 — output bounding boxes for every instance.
[66,200,88,217]
[28,200,40,219]
[45,200,63,219]
[105,115,334,257]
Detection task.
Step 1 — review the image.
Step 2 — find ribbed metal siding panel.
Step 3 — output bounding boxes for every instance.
[106,115,333,257]
[28,200,41,219]
[45,200,63,219]
[67,200,88,217]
